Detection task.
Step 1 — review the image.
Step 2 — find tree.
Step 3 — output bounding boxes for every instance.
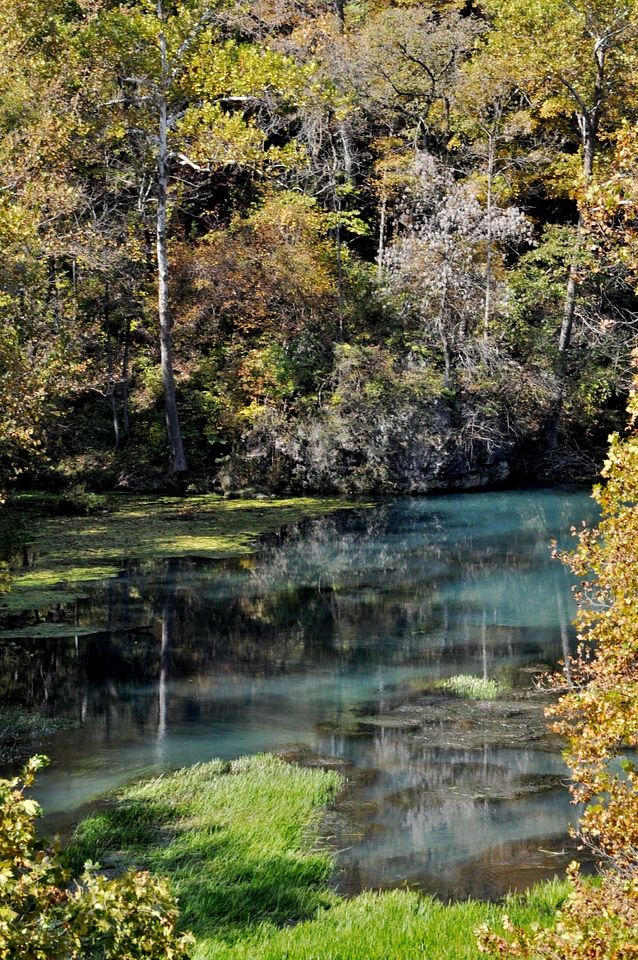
[450,64,540,341]
[344,5,482,283]
[347,6,482,153]
[549,413,638,869]
[384,151,531,387]
[484,0,638,448]
[167,189,341,461]
[0,0,94,492]
[542,129,638,860]
[369,137,417,281]
[584,121,638,282]
[79,0,308,473]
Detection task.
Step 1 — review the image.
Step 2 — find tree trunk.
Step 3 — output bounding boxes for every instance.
[436,274,452,389]
[544,42,605,450]
[105,285,120,449]
[544,243,579,450]
[336,214,345,342]
[377,196,386,282]
[157,17,188,474]
[442,332,452,389]
[483,135,494,341]
[47,255,60,333]
[122,314,130,437]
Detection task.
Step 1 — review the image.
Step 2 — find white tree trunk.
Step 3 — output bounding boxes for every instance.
[157,12,188,473]
[483,136,494,341]
[544,40,605,450]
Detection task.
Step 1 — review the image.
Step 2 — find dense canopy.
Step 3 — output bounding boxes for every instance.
[1,0,638,495]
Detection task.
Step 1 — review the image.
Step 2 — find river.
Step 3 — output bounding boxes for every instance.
[1,486,598,899]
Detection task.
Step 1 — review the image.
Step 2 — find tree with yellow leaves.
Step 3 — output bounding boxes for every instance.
[484,0,638,449]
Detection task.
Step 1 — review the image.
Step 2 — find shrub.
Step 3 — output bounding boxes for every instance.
[545,400,638,872]
[0,756,193,960]
[478,863,638,959]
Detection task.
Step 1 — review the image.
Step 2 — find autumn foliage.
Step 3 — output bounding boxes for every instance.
[549,390,638,870]
[0,756,192,960]
[584,123,638,288]
[478,863,638,960]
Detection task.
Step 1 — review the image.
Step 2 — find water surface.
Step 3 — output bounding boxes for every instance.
[1,487,598,899]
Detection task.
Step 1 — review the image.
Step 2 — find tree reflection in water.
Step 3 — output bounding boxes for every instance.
[0,488,598,899]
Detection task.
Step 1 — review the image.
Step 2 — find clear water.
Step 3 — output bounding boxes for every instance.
[3,486,598,899]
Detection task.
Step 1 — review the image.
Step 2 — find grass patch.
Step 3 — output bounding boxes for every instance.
[66,754,343,940]
[1,493,370,616]
[199,881,571,960]
[437,674,505,701]
[64,754,571,960]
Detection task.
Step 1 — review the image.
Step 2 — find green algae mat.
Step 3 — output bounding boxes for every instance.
[1,493,369,618]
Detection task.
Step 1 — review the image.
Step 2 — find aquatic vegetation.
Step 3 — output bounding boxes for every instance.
[437,674,504,701]
[1,493,369,616]
[54,484,108,516]
[0,707,78,764]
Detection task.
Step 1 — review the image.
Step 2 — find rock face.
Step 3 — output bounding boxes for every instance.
[218,392,519,495]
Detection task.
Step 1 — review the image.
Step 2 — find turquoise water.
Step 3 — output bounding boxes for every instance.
[3,486,598,898]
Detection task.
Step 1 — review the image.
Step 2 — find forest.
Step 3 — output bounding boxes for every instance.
[2,0,638,499]
[3,1,638,952]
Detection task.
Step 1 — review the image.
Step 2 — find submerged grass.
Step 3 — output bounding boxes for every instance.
[65,754,571,960]
[0,706,78,764]
[1,493,370,615]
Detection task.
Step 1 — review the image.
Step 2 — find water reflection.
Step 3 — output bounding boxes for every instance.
[0,487,598,899]
[327,739,576,891]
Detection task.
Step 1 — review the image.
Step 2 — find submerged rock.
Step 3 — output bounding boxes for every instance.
[349,690,563,752]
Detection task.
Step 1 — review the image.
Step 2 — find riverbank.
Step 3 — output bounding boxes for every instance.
[0,492,370,617]
[64,753,571,960]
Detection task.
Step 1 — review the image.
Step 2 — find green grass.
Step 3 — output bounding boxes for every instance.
[199,882,570,960]
[1,493,370,615]
[66,754,343,940]
[64,753,571,960]
[437,674,505,701]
